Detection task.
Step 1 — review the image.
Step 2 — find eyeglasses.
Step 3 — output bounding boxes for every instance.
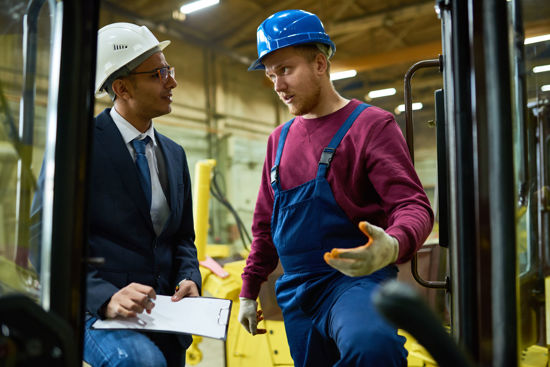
[129,66,175,83]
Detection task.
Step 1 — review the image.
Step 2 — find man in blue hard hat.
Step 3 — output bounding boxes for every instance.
[238,9,434,367]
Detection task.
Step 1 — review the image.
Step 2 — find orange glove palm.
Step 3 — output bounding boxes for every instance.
[324,221,399,277]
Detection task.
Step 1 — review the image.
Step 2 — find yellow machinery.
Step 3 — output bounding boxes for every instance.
[186,159,549,367]
[186,159,294,366]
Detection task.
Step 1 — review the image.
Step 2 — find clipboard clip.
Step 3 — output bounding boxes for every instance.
[217,306,230,326]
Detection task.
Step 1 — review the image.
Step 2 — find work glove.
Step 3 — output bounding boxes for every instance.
[324,221,399,277]
[238,297,266,335]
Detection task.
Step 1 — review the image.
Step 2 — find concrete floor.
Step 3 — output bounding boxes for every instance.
[192,337,225,367]
[83,338,225,367]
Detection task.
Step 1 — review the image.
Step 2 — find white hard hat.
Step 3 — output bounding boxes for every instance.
[95,22,170,97]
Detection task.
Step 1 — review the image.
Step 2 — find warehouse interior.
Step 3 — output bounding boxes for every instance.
[1,0,550,366]
[95,0,447,246]
[92,0,549,247]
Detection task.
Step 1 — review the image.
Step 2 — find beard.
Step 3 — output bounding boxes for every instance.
[285,76,322,116]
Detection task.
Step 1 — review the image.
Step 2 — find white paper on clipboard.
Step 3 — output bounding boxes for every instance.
[91,296,232,340]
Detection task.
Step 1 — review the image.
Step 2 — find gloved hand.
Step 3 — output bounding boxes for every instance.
[238,297,266,335]
[324,221,399,277]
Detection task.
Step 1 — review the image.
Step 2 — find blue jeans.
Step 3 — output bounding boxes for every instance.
[84,316,184,367]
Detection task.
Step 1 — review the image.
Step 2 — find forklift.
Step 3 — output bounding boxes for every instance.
[1,0,550,366]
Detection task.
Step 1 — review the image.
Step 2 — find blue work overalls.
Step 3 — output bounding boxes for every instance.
[271,104,407,367]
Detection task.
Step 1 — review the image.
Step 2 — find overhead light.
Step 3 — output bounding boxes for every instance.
[180,0,219,14]
[395,102,423,114]
[533,65,550,73]
[367,88,396,99]
[525,34,550,45]
[172,10,187,21]
[542,84,550,92]
[330,70,357,81]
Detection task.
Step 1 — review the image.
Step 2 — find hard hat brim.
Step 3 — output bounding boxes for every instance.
[247,40,335,72]
[248,57,264,71]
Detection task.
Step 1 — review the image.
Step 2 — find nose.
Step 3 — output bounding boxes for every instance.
[166,74,177,89]
[273,76,286,93]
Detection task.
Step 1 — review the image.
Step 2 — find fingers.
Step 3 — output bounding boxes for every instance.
[181,281,200,297]
[238,299,266,336]
[325,246,374,277]
[128,283,157,300]
[106,295,142,318]
[323,221,375,262]
[250,309,264,335]
[325,255,362,270]
[241,319,251,333]
[171,280,199,301]
[358,221,374,245]
[106,302,137,319]
[106,283,156,319]
[255,310,267,334]
[253,324,267,335]
[327,259,371,277]
[247,310,267,335]
[325,245,371,260]
[240,314,257,334]
[324,221,399,277]
[127,283,156,311]
[145,297,155,314]
[249,319,258,335]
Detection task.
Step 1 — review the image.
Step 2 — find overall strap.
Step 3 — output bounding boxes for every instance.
[271,118,295,191]
[317,103,370,179]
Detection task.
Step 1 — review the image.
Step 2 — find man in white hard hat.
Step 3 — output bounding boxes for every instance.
[83,23,200,367]
[238,10,434,367]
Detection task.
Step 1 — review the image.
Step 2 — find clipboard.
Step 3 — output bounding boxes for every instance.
[91,296,232,340]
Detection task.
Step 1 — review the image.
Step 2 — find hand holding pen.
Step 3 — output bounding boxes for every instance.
[171,279,199,301]
[105,283,156,319]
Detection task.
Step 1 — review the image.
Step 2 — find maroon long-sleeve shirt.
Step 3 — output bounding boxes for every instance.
[240,99,434,299]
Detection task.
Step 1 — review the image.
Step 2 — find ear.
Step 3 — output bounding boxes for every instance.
[313,53,328,76]
[111,78,132,101]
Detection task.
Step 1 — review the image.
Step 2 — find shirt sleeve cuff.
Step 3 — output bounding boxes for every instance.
[386,227,411,264]
[239,276,262,300]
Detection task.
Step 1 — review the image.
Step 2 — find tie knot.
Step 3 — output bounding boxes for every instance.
[132,136,151,155]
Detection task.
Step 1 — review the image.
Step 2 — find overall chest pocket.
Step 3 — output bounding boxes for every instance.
[273,198,322,255]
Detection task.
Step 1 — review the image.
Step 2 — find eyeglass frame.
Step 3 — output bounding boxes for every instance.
[128,66,175,83]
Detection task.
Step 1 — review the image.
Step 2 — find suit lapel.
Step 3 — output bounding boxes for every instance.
[155,132,181,234]
[95,109,154,230]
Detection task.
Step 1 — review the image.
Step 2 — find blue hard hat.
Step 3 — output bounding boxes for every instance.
[248,9,336,71]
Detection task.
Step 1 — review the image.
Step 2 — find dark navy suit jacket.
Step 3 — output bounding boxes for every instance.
[87,109,201,347]
[31,109,201,351]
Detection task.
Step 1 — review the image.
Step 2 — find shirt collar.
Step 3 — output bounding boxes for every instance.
[110,107,157,146]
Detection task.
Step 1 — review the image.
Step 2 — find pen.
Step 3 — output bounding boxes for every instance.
[146,297,155,314]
